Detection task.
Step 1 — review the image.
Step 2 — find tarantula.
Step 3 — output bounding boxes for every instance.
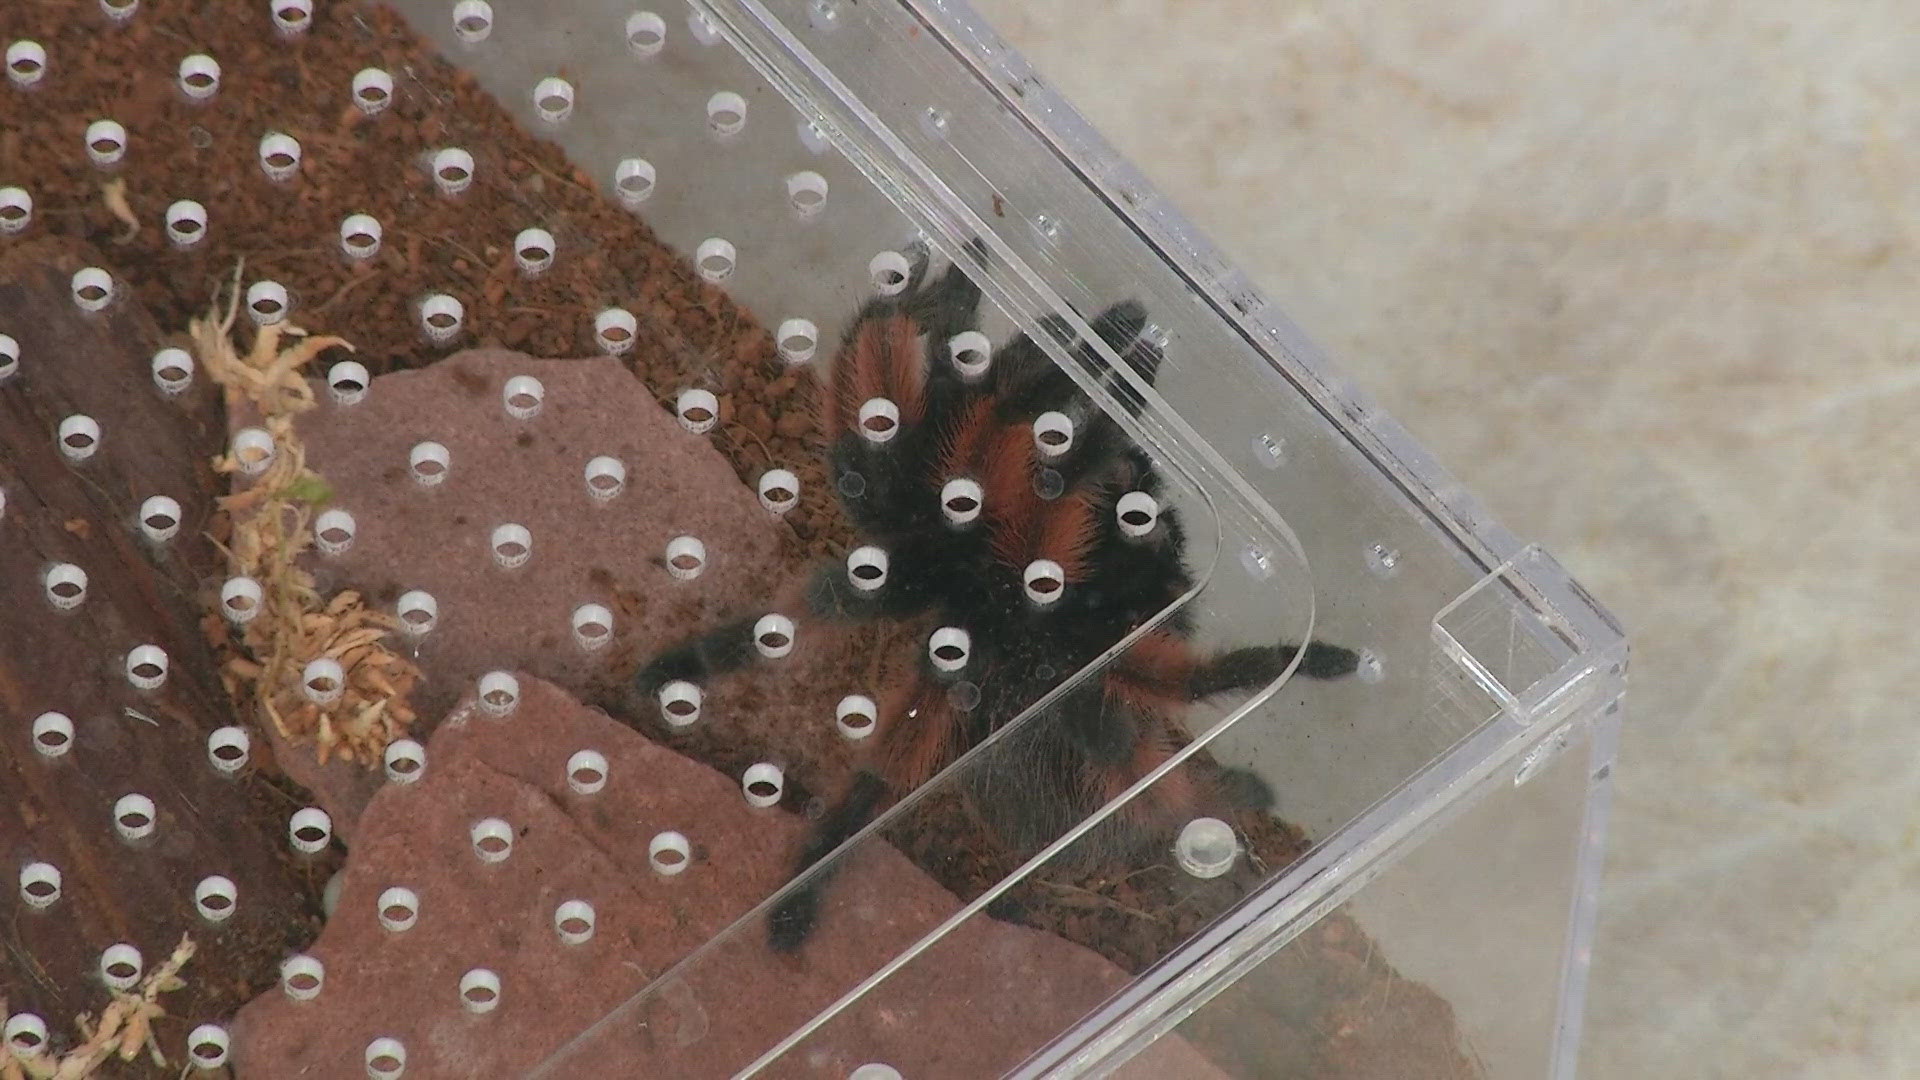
[621,243,1358,951]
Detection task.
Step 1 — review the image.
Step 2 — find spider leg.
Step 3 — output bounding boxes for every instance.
[770,673,961,952]
[1186,641,1361,698]
[768,769,890,952]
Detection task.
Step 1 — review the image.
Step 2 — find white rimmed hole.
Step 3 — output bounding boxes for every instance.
[328,360,370,405]
[460,968,502,1013]
[99,0,139,20]
[491,524,531,569]
[584,456,626,502]
[0,187,31,235]
[84,120,127,167]
[758,469,798,514]
[314,508,356,555]
[289,808,331,853]
[675,388,719,434]
[432,147,475,195]
[231,426,275,475]
[187,1024,230,1069]
[846,546,888,592]
[835,694,876,740]
[503,375,544,419]
[258,133,301,181]
[648,831,690,875]
[207,726,250,774]
[352,67,394,115]
[99,944,142,991]
[339,214,383,260]
[940,478,982,525]
[246,280,289,325]
[0,334,18,380]
[1117,491,1159,537]
[626,11,667,56]
[195,875,237,922]
[4,1013,47,1059]
[71,268,113,312]
[857,397,900,444]
[687,7,720,44]
[532,76,574,123]
[384,739,425,783]
[567,750,608,794]
[613,158,655,208]
[221,577,262,623]
[513,228,555,274]
[31,712,73,758]
[948,331,991,379]
[396,590,437,637]
[695,237,736,282]
[126,644,168,690]
[786,171,828,218]
[377,886,419,931]
[776,318,817,363]
[420,293,464,344]
[302,658,344,705]
[19,863,61,910]
[706,91,747,137]
[849,1066,904,1080]
[753,614,795,659]
[271,0,313,35]
[452,0,494,42]
[554,899,595,943]
[6,41,47,89]
[742,763,784,808]
[1176,817,1239,879]
[1033,411,1074,458]
[1023,559,1065,605]
[44,564,87,610]
[139,495,181,542]
[178,54,220,100]
[594,306,637,354]
[663,535,706,580]
[280,954,324,1000]
[477,671,520,715]
[152,348,194,395]
[571,603,613,651]
[164,199,207,248]
[365,1037,406,1079]
[658,680,701,727]
[114,794,156,841]
[929,627,971,672]
[59,414,102,460]
[868,251,910,295]
[408,441,449,487]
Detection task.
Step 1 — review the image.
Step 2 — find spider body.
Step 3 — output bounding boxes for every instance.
[620,244,1358,951]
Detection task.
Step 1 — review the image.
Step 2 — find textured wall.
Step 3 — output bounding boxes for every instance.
[970,1,1920,1077]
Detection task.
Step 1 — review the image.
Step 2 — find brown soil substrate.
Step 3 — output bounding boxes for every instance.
[0,238,334,1069]
[0,0,848,563]
[0,2,1476,1076]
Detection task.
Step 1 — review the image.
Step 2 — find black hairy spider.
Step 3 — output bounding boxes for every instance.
[619,243,1358,952]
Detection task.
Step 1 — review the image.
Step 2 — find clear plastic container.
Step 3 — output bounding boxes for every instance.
[0,1,1623,1077]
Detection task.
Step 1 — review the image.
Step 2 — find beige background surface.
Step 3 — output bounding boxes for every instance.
[968,2,1920,1078]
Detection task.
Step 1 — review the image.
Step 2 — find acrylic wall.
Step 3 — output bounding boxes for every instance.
[0,1,1624,1077]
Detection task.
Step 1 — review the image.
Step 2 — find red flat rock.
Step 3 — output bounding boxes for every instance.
[260,349,790,837]
[229,676,1224,1079]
